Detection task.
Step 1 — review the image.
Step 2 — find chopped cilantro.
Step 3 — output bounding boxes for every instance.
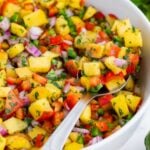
[46,70,58,81]
[90,84,103,93]
[35,92,39,100]
[0,16,3,22]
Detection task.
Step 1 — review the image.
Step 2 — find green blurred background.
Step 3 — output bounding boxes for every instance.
[131,0,150,20]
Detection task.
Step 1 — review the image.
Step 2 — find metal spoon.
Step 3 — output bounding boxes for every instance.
[42,77,130,150]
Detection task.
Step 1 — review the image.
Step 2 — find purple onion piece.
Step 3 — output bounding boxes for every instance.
[55,69,64,76]
[61,51,68,58]
[25,44,41,57]
[63,83,71,93]
[0,125,8,136]
[73,127,90,134]
[29,27,43,40]
[88,136,103,146]
[49,17,56,28]
[0,17,10,31]
[114,58,128,67]
[63,40,73,45]
[74,86,85,92]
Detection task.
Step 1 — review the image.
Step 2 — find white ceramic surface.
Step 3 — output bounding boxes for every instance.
[43,0,150,149]
[83,0,150,150]
[122,107,150,150]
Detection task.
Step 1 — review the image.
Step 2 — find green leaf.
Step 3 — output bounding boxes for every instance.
[131,0,150,20]
[145,132,150,150]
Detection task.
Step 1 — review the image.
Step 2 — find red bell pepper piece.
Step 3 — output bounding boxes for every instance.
[85,22,95,30]
[126,63,136,74]
[94,12,105,20]
[105,72,124,82]
[108,13,118,19]
[96,121,109,132]
[98,94,113,107]
[50,35,63,45]
[108,44,121,57]
[49,6,58,17]
[35,134,44,147]
[52,112,64,126]
[65,60,79,77]
[91,104,99,111]
[6,77,22,85]
[129,54,140,66]
[64,92,79,109]
[84,134,92,144]
[37,111,54,122]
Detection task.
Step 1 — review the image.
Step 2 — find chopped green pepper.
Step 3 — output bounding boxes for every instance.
[68,48,77,59]
[97,108,104,116]
[91,126,101,137]
[76,134,84,144]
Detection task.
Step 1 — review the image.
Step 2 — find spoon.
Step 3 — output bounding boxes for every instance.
[42,77,130,150]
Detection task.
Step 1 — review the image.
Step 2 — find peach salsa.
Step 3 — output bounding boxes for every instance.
[0,0,142,149]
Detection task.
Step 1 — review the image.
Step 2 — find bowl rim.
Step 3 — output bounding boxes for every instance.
[83,0,150,149]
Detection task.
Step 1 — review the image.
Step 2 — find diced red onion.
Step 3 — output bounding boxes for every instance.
[0,31,11,43]
[49,17,56,28]
[114,58,128,67]
[25,44,41,57]
[3,31,11,39]
[61,51,68,58]
[19,91,26,99]
[31,120,39,127]
[88,136,103,145]
[29,27,43,40]
[19,91,30,106]
[73,127,90,134]
[63,40,73,45]
[81,28,87,33]
[66,9,73,17]
[55,69,64,76]
[74,86,85,92]
[63,83,71,93]
[0,17,10,31]
[8,38,20,45]
[0,125,8,136]
[23,97,30,106]
[97,41,106,45]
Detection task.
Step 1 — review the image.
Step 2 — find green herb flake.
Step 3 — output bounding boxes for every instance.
[76,134,84,144]
[91,126,102,137]
[46,70,58,81]
[34,92,39,100]
[0,16,3,22]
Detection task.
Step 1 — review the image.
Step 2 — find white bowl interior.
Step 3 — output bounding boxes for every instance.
[83,0,150,149]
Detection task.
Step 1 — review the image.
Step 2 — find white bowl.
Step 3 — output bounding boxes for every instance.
[83,0,150,150]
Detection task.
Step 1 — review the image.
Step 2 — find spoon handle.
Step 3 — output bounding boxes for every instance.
[42,94,91,150]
